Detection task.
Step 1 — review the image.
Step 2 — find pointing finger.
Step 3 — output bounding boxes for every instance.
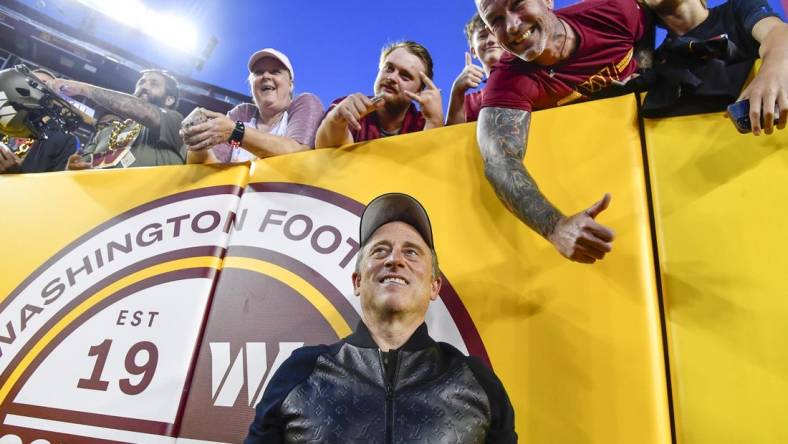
[404,90,423,104]
[339,108,362,131]
[420,72,439,90]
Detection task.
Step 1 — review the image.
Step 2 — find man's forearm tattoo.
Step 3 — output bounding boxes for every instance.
[477,107,563,238]
[87,87,161,130]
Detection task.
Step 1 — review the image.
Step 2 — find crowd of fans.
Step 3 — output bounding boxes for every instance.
[1,0,785,261]
[2,0,785,174]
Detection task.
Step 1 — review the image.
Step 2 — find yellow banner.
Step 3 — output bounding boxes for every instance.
[1,94,671,444]
[645,112,788,444]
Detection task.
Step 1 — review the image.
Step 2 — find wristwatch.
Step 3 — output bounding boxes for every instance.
[228,121,245,147]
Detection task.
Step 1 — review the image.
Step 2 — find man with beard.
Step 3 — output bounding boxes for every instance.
[244,193,517,443]
[49,69,186,169]
[446,13,505,125]
[315,41,444,147]
[473,0,649,264]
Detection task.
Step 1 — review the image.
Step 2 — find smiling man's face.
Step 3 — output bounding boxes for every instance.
[353,221,441,320]
[476,0,556,63]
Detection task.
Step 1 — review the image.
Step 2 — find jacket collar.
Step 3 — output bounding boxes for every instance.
[345,321,435,351]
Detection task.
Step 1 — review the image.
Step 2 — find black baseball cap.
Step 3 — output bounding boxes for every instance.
[359,193,434,249]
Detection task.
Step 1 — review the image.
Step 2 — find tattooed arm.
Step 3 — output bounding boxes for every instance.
[48,80,163,130]
[476,107,561,236]
[477,107,616,263]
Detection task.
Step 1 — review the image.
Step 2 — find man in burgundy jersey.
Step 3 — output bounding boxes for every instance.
[474,0,649,264]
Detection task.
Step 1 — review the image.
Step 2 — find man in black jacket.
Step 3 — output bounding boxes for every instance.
[244,193,517,443]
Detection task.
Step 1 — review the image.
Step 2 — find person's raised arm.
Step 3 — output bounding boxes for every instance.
[404,73,444,130]
[447,53,485,125]
[739,16,788,135]
[48,79,163,130]
[476,107,615,263]
[315,94,383,148]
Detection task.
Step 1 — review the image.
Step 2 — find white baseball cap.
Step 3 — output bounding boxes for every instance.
[247,48,294,81]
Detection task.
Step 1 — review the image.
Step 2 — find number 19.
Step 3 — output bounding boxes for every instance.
[77,339,158,395]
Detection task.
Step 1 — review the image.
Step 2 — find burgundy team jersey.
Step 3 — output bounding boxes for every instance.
[327,96,426,142]
[464,90,484,122]
[481,0,648,112]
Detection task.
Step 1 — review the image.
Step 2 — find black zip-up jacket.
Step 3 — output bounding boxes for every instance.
[244,322,517,443]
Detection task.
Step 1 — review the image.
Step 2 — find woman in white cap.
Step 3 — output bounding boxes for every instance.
[183,48,324,163]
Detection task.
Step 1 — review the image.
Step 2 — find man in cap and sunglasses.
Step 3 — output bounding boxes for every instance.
[244,193,517,443]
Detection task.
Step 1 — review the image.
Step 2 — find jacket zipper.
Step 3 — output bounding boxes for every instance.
[379,349,400,444]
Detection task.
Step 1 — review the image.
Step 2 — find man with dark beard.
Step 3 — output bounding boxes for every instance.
[315,41,444,147]
[49,69,186,169]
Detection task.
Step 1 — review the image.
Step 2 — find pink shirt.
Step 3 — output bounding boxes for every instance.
[211,92,323,162]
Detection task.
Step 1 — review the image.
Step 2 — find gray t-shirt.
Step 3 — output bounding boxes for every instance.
[84,107,186,168]
[129,108,186,167]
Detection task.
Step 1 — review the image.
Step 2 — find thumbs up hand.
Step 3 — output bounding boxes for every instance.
[450,52,486,99]
[547,193,616,264]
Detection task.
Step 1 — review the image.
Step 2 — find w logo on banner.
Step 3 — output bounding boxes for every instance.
[210,342,303,407]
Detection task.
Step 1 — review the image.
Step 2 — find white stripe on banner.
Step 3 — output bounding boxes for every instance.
[3,415,175,444]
